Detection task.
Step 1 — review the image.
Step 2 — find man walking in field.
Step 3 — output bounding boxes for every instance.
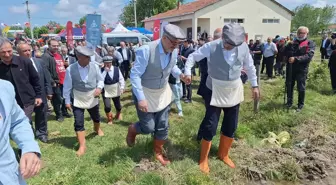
[126,24,186,166]
[184,23,260,174]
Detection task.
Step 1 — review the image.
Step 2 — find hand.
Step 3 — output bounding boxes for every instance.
[94,88,102,97]
[179,73,186,82]
[66,104,72,112]
[64,61,69,67]
[20,152,41,179]
[35,98,43,107]
[47,95,53,100]
[252,87,260,101]
[288,57,295,64]
[183,75,192,85]
[120,89,125,94]
[138,100,148,113]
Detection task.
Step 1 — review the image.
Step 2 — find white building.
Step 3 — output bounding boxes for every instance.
[143,0,294,42]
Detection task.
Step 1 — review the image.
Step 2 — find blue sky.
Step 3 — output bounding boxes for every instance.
[0,0,334,27]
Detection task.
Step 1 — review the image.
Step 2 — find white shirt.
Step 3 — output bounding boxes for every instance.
[185,41,258,87]
[122,48,128,60]
[30,58,38,72]
[63,63,104,104]
[102,67,126,90]
[0,101,4,127]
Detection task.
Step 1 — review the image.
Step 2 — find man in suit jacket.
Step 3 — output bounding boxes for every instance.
[118,41,132,80]
[320,33,331,62]
[17,43,53,143]
[0,79,41,185]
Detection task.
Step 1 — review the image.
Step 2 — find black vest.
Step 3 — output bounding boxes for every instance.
[104,67,119,85]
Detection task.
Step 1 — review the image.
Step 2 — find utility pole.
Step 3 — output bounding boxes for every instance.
[134,0,137,27]
[25,1,34,39]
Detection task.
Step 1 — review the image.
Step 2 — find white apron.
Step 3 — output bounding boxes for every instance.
[104,83,121,98]
[142,84,172,113]
[210,77,244,108]
[73,89,99,109]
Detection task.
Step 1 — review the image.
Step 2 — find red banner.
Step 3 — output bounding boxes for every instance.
[66,21,73,48]
[153,20,160,40]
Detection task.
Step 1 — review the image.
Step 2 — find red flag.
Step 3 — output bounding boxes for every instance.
[153,19,160,40]
[66,21,73,48]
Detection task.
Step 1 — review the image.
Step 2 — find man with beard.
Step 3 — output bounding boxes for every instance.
[126,24,186,166]
[184,23,259,173]
[285,26,315,112]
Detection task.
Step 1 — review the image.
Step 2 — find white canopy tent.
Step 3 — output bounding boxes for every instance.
[111,23,131,33]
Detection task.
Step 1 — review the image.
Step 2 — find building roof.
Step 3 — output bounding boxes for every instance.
[143,0,294,22]
[143,0,219,22]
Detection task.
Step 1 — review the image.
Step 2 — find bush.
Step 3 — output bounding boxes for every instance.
[307,62,331,93]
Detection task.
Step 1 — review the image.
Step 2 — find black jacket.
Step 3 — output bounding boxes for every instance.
[41,49,60,86]
[117,48,131,61]
[285,38,315,72]
[32,57,53,99]
[320,39,331,52]
[0,56,42,107]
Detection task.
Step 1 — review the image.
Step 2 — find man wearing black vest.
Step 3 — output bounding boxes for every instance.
[118,41,132,80]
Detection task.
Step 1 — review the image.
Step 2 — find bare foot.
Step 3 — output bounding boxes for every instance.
[76,146,86,157]
[107,121,113,125]
[95,128,104,136]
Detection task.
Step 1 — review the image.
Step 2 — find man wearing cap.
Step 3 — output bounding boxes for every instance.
[179,39,195,103]
[63,46,105,157]
[127,24,186,166]
[185,23,260,173]
[101,56,125,125]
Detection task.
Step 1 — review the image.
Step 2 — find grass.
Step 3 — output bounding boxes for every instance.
[23,51,336,185]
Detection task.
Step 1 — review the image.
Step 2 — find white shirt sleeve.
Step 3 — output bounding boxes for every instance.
[243,51,258,87]
[185,43,211,75]
[96,65,104,89]
[118,68,125,90]
[63,67,72,105]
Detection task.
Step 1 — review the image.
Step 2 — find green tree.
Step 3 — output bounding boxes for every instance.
[37,26,49,38]
[24,27,32,38]
[47,21,59,29]
[55,26,65,34]
[291,4,336,35]
[79,15,87,26]
[119,0,177,27]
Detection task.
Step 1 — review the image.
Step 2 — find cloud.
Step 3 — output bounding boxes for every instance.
[52,0,124,25]
[9,4,39,14]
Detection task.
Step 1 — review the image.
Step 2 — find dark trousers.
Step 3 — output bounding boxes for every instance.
[198,87,240,141]
[52,85,67,118]
[321,49,329,61]
[120,60,130,80]
[330,65,336,91]
[73,104,100,132]
[102,95,122,113]
[286,66,307,107]
[23,102,48,137]
[182,81,192,100]
[261,59,266,74]
[264,56,275,78]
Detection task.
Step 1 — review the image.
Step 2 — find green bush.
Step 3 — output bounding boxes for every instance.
[307,62,331,93]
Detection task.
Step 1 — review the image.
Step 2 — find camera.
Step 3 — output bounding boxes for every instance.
[331,33,336,39]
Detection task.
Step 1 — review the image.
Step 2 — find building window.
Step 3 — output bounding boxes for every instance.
[262,18,280,23]
[224,18,244,24]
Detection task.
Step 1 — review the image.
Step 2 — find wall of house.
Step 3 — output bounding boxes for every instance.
[196,0,292,42]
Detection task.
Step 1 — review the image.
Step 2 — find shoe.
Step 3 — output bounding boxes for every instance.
[296,105,304,113]
[106,112,113,125]
[38,135,48,143]
[56,116,64,122]
[126,124,137,147]
[63,113,73,118]
[199,139,211,174]
[218,134,235,168]
[178,112,183,117]
[184,99,191,103]
[154,139,170,166]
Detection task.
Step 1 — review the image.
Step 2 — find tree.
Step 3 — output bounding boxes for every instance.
[47,21,60,29]
[119,0,177,27]
[24,27,32,38]
[291,4,336,35]
[37,26,49,38]
[79,15,87,26]
[55,26,65,34]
